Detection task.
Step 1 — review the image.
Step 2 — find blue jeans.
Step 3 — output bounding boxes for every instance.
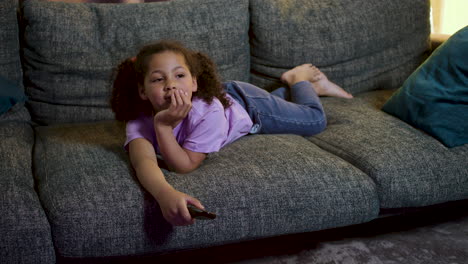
[224,81,326,136]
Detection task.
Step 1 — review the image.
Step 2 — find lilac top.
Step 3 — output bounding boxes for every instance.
[124,94,253,154]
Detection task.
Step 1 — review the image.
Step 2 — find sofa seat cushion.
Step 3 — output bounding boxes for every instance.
[308,90,468,209]
[0,120,55,264]
[21,0,250,125]
[34,122,379,258]
[249,0,430,94]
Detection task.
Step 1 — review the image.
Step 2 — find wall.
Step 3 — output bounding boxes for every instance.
[431,0,468,34]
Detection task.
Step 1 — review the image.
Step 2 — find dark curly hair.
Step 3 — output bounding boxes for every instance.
[110,40,231,122]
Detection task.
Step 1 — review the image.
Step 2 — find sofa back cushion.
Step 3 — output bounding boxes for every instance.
[0,0,23,91]
[0,0,31,121]
[21,0,250,125]
[249,0,431,94]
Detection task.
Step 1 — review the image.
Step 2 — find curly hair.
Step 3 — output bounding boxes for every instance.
[110,40,231,122]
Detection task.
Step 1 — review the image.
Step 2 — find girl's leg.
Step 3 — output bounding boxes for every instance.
[224,64,351,136]
[270,87,290,101]
[224,81,327,136]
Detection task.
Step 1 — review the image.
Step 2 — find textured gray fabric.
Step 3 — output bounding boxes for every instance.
[0,122,56,264]
[308,90,468,209]
[0,2,51,262]
[0,0,29,123]
[200,202,468,264]
[0,0,23,89]
[21,0,250,125]
[249,0,431,94]
[34,122,378,258]
[0,103,31,122]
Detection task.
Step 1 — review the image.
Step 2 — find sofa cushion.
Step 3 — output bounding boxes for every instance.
[382,26,468,148]
[0,2,50,261]
[308,90,468,209]
[34,121,378,258]
[0,121,56,264]
[0,0,23,89]
[0,102,30,123]
[21,0,250,125]
[249,0,430,94]
[0,76,27,115]
[0,0,30,122]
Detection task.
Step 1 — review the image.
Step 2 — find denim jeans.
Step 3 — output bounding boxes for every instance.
[224,81,326,136]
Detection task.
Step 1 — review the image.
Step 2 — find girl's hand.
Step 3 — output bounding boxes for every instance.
[154,89,192,128]
[157,186,204,226]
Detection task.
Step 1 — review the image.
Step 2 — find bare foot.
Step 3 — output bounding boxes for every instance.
[281,64,353,99]
[280,64,320,84]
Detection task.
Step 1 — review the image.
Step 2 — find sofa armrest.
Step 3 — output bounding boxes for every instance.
[430,33,451,51]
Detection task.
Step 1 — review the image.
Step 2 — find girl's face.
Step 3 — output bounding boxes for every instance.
[139,51,197,112]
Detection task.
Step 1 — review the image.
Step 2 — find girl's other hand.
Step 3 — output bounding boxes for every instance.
[154,89,192,128]
[157,186,204,226]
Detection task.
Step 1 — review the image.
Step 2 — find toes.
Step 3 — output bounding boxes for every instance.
[310,75,322,82]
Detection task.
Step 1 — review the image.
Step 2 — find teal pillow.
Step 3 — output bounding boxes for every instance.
[0,76,27,115]
[382,26,468,148]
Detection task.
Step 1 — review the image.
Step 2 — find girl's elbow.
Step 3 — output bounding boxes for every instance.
[172,162,202,174]
[173,151,206,174]
[173,167,196,174]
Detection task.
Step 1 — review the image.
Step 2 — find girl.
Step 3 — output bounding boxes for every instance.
[110,40,352,226]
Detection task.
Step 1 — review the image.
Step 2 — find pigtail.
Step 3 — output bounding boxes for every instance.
[110,58,152,121]
[193,52,232,109]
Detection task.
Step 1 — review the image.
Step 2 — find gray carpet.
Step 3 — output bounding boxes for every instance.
[149,200,468,264]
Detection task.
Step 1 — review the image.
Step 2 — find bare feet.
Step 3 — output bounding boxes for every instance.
[281,64,353,99]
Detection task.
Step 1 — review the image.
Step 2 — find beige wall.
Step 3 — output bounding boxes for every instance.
[431,0,468,34]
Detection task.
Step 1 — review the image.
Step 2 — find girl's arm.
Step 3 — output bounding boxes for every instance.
[128,138,204,226]
[154,124,207,173]
[153,89,207,173]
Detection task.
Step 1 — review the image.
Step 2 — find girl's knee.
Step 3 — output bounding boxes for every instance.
[304,116,327,137]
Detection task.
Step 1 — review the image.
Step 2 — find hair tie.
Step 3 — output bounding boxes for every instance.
[130,56,136,62]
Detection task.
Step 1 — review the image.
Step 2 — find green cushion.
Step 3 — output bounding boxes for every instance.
[382,26,468,148]
[0,76,26,115]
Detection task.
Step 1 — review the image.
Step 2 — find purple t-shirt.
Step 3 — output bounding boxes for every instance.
[124,94,253,154]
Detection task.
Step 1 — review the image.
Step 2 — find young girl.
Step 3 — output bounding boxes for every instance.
[110,40,352,226]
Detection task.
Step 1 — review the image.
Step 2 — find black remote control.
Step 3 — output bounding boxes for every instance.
[187,204,216,220]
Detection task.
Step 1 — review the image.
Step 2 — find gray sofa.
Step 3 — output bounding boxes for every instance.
[1,0,467,263]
